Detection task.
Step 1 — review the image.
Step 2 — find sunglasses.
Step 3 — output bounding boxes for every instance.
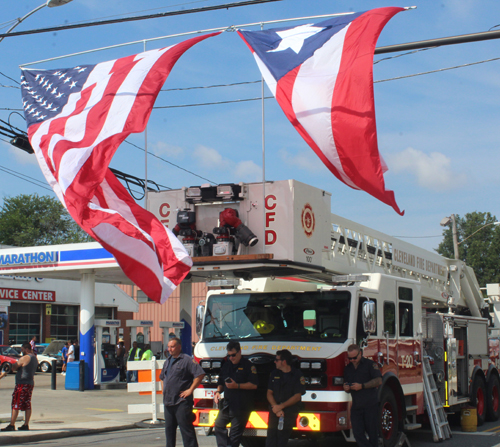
[347,352,360,361]
[227,352,239,358]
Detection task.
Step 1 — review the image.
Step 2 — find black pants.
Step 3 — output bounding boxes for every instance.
[266,409,297,447]
[164,400,198,447]
[351,405,379,447]
[214,407,250,447]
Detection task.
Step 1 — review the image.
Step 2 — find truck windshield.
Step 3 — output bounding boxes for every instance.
[203,290,350,342]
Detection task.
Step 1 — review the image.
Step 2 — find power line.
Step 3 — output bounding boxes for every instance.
[154,96,274,108]
[0,0,282,40]
[0,164,52,192]
[122,140,216,184]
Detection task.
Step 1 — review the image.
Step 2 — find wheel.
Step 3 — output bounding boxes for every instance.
[486,375,500,421]
[40,361,51,373]
[379,388,400,447]
[1,362,12,374]
[471,375,487,426]
[240,437,266,447]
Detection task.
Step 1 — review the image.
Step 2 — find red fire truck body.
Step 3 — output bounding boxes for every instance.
[148,180,499,447]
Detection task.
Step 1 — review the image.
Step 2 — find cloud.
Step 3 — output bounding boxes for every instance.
[152,141,184,159]
[278,149,324,172]
[388,147,466,191]
[234,160,262,182]
[193,145,262,182]
[8,146,38,166]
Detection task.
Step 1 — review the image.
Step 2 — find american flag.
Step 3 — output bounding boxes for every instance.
[21,33,220,303]
[238,8,404,215]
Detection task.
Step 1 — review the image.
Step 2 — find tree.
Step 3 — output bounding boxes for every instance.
[436,211,500,286]
[0,194,91,247]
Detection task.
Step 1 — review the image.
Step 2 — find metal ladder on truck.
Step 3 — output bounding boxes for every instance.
[422,353,452,442]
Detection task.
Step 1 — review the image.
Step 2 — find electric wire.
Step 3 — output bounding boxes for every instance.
[122,140,216,184]
[0,0,282,40]
[0,164,52,192]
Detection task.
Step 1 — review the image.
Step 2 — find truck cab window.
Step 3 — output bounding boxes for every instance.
[384,302,395,337]
[399,302,413,337]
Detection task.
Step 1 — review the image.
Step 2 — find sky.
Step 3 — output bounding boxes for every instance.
[0,0,499,255]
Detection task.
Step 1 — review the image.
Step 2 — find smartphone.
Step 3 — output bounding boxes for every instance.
[225,377,232,383]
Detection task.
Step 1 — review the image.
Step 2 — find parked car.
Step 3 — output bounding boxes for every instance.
[38,340,66,373]
[0,345,21,359]
[0,354,17,374]
[12,341,64,373]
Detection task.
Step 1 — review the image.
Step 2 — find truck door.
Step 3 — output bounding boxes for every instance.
[396,284,421,384]
[382,300,398,374]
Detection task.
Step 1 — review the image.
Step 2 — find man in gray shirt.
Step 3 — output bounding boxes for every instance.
[159,337,205,447]
[0,342,38,431]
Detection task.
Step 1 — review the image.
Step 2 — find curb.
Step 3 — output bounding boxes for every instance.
[0,423,138,446]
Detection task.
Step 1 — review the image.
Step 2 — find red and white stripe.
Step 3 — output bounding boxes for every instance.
[27,33,220,303]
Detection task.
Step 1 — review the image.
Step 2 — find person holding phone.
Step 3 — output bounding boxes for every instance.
[214,341,258,447]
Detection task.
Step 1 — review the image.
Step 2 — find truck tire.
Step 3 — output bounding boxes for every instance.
[40,361,51,373]
[1,362,12,374]
[379,388,400,447]
[486,375,500,422]
[471,375,487,426]
[240,437,266,447]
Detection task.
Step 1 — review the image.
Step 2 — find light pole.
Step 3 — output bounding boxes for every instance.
[441,216,500,260]
[0,0,73,44]
[440,215,460,260]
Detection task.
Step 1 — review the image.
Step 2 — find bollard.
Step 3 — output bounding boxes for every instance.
[79,360,85,392]
[51,360,56,390]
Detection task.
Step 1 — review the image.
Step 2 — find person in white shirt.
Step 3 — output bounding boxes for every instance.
[67,340,75,363]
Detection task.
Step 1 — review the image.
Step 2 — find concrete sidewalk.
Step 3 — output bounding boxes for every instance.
[0,372,158,445]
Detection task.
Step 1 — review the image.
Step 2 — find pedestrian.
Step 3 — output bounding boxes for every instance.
[266,349,305,447]
[117,339,126,382]
[127,341,142,383]
[159,337,205,447]
[61,342,69,376]
[67,340,75,364]
[214,341,258,447]
[343,344,382,447]
[141,344,153,361]
[0,343,38,431]
[29,336,38,355]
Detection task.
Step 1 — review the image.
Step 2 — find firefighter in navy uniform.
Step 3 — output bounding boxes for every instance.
[343,344,382,447]
[266,349,305,447]
[214,341,258,447]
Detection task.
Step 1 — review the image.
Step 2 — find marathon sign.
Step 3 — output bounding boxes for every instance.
[0,251,58,267]
[0,288,56,302]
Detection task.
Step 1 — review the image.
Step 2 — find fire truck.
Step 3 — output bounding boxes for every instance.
[148,179,500,447]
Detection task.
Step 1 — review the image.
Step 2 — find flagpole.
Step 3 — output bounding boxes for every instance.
[144,40,149,207]
[260,22,266,255]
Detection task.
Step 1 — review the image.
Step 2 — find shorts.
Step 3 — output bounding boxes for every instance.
[12,384,34,411]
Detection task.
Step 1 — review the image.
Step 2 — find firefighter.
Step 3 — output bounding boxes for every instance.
[214,341,258,447]
[266,349,305,447]
[343,344,382,447]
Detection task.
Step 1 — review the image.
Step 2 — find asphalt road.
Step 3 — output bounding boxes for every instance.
[18,422,500,447]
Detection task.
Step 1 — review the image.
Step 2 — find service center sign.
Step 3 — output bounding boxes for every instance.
[0,288,55,302]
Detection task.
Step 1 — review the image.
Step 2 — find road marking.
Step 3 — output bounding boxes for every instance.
[484,425,500,432]
[85,408,124,412]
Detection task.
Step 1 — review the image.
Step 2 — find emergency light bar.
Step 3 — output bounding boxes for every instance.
[331,275,369,283]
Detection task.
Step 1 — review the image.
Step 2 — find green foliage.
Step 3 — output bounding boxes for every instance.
[436,212,500,286]
[0,194,91,247]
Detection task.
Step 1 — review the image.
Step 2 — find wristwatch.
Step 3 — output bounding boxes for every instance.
[362,383,365,389]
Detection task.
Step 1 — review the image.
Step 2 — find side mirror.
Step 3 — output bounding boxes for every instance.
[362,300,376,334]
[196,302,205,337]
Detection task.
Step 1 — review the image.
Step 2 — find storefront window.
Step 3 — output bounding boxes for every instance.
[50,305,78,341]
[9,302,41,344]
[95,307,114,319]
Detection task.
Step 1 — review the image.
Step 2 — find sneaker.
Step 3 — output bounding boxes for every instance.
[1,425,15,431]
[18,425,29,431]
[61,372,65,376]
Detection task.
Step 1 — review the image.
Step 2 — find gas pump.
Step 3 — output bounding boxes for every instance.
[126,320,153,349]
[94,319,120,386]
[160,321,185,359]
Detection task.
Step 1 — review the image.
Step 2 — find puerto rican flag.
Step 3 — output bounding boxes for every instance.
[238,8,404,215]
[20,33,219,303]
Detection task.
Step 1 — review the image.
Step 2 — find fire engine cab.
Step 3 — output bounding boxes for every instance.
[149,179,500,447]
